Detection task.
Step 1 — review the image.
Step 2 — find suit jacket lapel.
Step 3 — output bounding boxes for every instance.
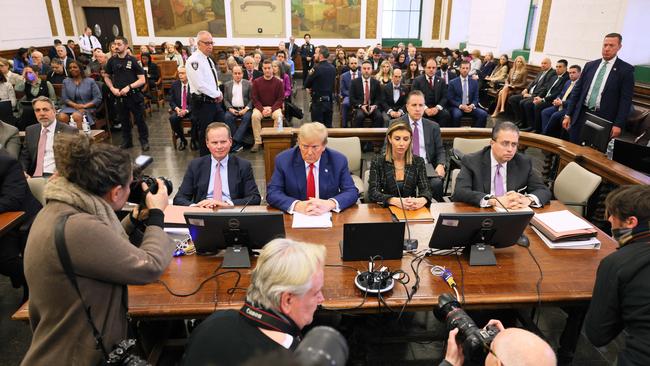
[199,156,212,200]
[227,156,238,198]
[506,156,518,191]
[319,150,331,197]
[293,148,307,199]
[423,121,433,161]
[481,149,492,194]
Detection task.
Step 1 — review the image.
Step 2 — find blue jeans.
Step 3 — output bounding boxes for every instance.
[225,109,253,144]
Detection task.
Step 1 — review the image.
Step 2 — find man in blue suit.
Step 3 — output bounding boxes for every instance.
[541,65,581,137]
[174,122,260,207]
[563,33,635,142]
[339,56,359,128]
[169,67,191,150]
[266,122,359,214]
[447,61,488,127]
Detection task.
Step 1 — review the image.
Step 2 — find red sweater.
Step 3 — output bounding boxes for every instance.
[252,76,284,112]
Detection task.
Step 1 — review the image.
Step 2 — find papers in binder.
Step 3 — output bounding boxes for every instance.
[530,209,597,241]
[532,227,600,250]
[388,206,434,222]
[292,212,333,228]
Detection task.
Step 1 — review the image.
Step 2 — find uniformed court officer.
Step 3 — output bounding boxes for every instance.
[186,30,225,156]
[305,45,335,127]
[300,34,315,88]
[103,36,148,150]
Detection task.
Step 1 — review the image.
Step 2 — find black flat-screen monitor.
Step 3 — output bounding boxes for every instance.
[428,211,534,266]
[613,139,650,175]
[579,112,613,152]
[184,211,286,268]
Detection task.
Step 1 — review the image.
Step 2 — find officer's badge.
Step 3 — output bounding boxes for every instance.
[191,62,199,70]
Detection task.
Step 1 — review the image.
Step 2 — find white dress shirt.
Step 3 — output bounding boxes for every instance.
[41,124,56,175]
[206,155,232,204]
[479,150,541,208]
[230,80,244,108]
[288,158,340,214]
[79,34,101,55]
[408,116,427,163]
[186,51,222,99]
[584,56,617,110]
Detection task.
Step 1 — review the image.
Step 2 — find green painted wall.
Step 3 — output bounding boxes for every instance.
[634,65,650,84]
[511,49,530,62]
[382,39,422,47]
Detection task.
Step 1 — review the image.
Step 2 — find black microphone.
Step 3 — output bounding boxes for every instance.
[239,195,256,212]
[395,182,418,251]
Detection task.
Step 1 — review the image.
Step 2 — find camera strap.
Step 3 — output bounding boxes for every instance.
[55,214,110,360]
[239,301,303,350]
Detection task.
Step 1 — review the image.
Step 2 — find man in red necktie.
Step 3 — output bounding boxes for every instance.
[169,67,192,150]
[349,60,384,129]
[411,58,452,127]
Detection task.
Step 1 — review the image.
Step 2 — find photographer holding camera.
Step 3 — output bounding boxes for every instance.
[21,133,175,366]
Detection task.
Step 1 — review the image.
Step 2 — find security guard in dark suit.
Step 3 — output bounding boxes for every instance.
[305,45,335,128]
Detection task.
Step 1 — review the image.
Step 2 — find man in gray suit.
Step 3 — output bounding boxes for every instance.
[391,90,447,201]
[452,122,551,208]
[223,65,253,153]
[20,97,77,177]
[0,120,20,159]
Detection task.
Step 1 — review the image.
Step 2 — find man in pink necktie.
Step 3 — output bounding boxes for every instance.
[169,67,192,150]
[19,96,77,177]
[451,122,551,209]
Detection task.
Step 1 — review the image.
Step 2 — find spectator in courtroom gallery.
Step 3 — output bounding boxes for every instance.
[55,45,73,77]
[174,122,260,208]
[375,60,393,85]
[411,58,452,127]
[216,53,232,86]
[541,64,581,138]
[140,53,160,92]
[275,51,294,81]
[522,59,570,133]
[368,121,432,210]
[0,57,23,87]
[447,61,488,128]
[48,39,63,60]
[86,49,106,80]
[305,45,336,128]
[405,46,417,64]
[491,56,528,118]
[285,35,299,62]
[266,122,358,215]
[584,185,650,366]
[356,48,366,62]
[403,59,421,87]
[484,54,509,89]
[507,57,555,129]
[334,49,348,70]
[339,56,359,128]
[16,66,57,106]
[475,51,496,83]
[370,47,384,73]
[224,65,253,153]
[395,52,407,70]
[169,66,191,151]
[166,43,184,66]
[381,68,408,126]
[250,59,284,153]
[243,56,262,82]
[66,40,78,60]
[435,57,457,85]
[468,50,482,77]
[273,61,292,102]
[20,97,77,177]
[0,121,20,159]
[13,48,30,74]
[0,71,17,111]
[562,32,635,142]
[349,60,384,128]
[46,59,66,84]
[78,26,102,58]
[181,238,325,365]
[58,61,102,129]
[30,51,51,76]
[300,34,316,87]
[451,122,551,209]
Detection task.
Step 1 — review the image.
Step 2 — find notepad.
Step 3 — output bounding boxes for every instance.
[292,212,333,228]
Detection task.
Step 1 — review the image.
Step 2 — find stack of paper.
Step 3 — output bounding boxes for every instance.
[532,227,601,250]
[531,210,597,241]
[292,212,333,228]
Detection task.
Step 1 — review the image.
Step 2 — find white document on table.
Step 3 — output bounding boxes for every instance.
[532,227,601,250]
[533,210,593,232]
[292,212,333,228]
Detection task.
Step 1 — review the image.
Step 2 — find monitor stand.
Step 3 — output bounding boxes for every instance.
[469,244,496,266]
[222,245,251,268]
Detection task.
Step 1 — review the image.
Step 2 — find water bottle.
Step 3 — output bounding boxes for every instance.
[276,112,284,131]
[69,119,76,128]
[82,114,91,135]
[606,138,615,160]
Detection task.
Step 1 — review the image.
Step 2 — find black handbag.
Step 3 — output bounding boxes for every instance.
[284,100,304,120]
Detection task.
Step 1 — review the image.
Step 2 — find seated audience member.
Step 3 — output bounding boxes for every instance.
[13,48,29,74]
[484,54,509,89]
[375,60,393,85]
[411,58,452,127]
[507,57,555,129]
[267,122,358,214]
[243,56,263,82]
[0,71,17,110]
[66,40,77,59]
[368,121,432,209]
[224,66,253,153]
[349,60,384,128]
[585,185,650,366]
[15,66,57,121]
[181,238,325,365]
[140,53,160,91]
[0,57,24,86]
[541,65,581,137]
[86,49,107,80]
[491,56,528,118]
[447,61,488,128]
[166,43,184,66]
[174,122,260,207]
[217,54,232,85]
[273,60,292,101]
[476,52,496,82]
[403,59,421,86]
[20,97,77,177]
[46,59,67,84]
[339,56,359,128]
[0,121,20,158]
[58,61,101,128]
[452,122,551,208]
[48,39,63,60]
[356,48,366,62]
[381,68,407,125]
[435,58,457,85]
[0,149,41,289]
[440,319,556,366]
[451,50,463,72]
[55,45,73,76]
[250,60,284,153]
[522,59,569,132]
[468,50,482,77]
[370,47,384,73]
[275,51,294,81]
[395,52,407,70]
[405,46,417,64]
[253,52,263,71]
[30,51,51,76]
[21,133,173,366]
[169,66,191,150]
[334,49,347,70]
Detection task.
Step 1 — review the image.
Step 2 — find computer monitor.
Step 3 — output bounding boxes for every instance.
[613,139,650,175]
[184,211,286,268]
[579,112,613,152]
[428,211,534,266]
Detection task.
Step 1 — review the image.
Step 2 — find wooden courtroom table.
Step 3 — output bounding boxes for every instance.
[13,201,616,321]
[260,127,650,186]
[0,211,25,237]
[18,129,109,143]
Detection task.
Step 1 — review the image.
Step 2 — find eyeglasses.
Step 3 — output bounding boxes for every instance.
[493,139,518,149]
[199,40,214,45]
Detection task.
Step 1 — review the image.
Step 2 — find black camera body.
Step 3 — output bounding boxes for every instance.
[105,339,150,365]
[434,293,500,360]
[127,155,173,205]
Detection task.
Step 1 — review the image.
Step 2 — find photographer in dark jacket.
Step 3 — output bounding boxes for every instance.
[21,133,175,366]
[585,185,650,366]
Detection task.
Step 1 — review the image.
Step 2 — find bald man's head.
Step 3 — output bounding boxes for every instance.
[486,328,555,366]
[540,57,552,71]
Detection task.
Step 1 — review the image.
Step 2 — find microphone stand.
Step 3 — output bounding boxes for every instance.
[396,183,418,251]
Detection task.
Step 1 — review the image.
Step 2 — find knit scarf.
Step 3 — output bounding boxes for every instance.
[44,176,128,240]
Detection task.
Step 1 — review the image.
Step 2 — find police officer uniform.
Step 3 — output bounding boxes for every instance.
[186,50,225,156]
[300,43,315,87]
[305,59,335,127]
[104,53,148,149]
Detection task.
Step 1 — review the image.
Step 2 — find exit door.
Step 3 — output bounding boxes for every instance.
[83,7,123,51]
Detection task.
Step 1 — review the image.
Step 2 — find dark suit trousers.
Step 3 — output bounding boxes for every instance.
[541,106,566,138]
[508,94,526,122]
[353,107,383,127]
[169,111,189,142]
[450,107,488,127]
[192,101,225,156]
[341,97,350,127]
[429,177,444,202]
[117,93,148,144]
[424,108,452,127]
[228,110,253,144]
[524,100,552,132]
[311,99,333,128]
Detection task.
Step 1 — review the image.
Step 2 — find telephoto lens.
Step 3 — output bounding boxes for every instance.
[293,326,349,366]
